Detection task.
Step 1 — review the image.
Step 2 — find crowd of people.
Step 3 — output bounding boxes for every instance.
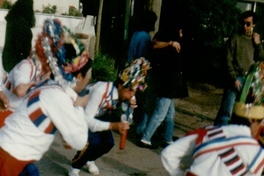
[0,0,263,175]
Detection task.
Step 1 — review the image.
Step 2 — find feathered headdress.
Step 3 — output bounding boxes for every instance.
[38,18,89,88]
[119,57,150,91]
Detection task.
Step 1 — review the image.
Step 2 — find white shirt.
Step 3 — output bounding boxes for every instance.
[161,125,264,176]
[0,83,88,161]
[84,81,119,131]
[1,58,42,110]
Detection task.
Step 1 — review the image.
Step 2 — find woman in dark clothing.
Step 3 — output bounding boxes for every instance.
[138,26,189,149]
[2,0,35,72]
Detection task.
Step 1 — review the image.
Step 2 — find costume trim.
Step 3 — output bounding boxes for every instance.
[248,148,264,174]
[194,136,259,159]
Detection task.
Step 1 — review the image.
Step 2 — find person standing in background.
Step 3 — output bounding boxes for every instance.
[80,0,99,18]
[214,10,264,126]
[2,0,35,72]
[127,10,157,136]
[138,26,188,149]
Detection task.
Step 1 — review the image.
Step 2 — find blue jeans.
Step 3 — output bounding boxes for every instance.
[20,163,39,176]
[136,113,148,135]
[214,76,244,125]
[141,97,175,143]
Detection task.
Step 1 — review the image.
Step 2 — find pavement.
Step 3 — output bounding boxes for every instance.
[35,83,223,176]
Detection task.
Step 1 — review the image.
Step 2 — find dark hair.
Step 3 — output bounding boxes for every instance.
[230,113,251,126]
[63,43,93,78]
[113,77,124,88]
[230,113,263,127]
[5,0,35,28]
[72,59,93,78]
[240,10,257,24]
[133,10,157,32]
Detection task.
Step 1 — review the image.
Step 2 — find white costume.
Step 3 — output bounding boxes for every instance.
[0,81,88,161]
[1,58,42,111]
[84,81,119,119]
[161,125,264,176]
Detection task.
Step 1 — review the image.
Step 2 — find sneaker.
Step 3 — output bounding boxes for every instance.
[68,166,80,176]
[86,161,99,175]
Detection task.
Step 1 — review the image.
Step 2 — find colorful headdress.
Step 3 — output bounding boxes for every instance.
[40,18,89,88]
[119,57,150,91]
[233,62,264,120]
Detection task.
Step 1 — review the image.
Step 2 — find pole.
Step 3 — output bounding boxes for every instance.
[95,0,104,54]
[124,0,131,41]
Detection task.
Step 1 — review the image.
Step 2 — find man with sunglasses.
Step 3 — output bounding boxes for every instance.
[214,10,264,126]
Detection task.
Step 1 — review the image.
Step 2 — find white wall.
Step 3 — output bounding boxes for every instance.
[33,0,80,14]
[0,9,96,57]
[9,0,80,14]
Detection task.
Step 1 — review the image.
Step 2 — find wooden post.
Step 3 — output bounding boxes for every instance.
[148,0,162,38]
[95,0,104,55]
[124,0,131,41]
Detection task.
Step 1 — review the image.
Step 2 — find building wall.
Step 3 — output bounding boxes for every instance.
[7,0,79,14]
[0,9,96,58]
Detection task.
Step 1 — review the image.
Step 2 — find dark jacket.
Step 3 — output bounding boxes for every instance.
[2,0,35,72]
[151,31,188,99]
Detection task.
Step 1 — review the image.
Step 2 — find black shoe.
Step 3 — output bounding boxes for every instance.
[160,142,173,148]
[173,136,179,141]
[137,141,158,149]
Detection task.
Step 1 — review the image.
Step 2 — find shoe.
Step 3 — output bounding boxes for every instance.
[173,136,179,141]
[161,141,174,148]
[86,161,100,175]
[68,166,80,176]
[137,140,158,149]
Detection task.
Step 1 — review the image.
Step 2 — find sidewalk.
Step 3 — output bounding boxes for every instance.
[35,83,222,176]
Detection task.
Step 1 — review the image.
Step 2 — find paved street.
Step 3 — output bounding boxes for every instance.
[35,83,222,176]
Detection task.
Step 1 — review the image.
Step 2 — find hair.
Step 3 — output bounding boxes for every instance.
[5,0,35,28]
[64,43,93,78]
[71,58,93,78]
[230,113,263,126]
[133,10,157,32]
[113,77,124,88]
[240,10,257,24]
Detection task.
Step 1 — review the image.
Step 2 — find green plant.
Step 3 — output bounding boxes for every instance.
[42,4,57,14]
[178,0,241,48]
[91,53,118,83]
[62,6,82,17]
[1,0,12,9]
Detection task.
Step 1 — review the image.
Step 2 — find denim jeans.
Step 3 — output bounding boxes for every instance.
[214,76,244,125]
[136,113,148,135]
[20,163,39,176]
[141,97,175,143]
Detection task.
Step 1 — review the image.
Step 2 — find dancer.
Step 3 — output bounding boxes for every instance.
[0,18,129,176]
[69,57,150,176]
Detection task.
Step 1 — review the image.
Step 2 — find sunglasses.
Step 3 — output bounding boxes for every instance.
[243,21,251,27]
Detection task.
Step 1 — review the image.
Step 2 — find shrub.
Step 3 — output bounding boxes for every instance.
[62,6,82,17]
[42,4,57,14]
[91,53,118,83]
[1,0,12,9]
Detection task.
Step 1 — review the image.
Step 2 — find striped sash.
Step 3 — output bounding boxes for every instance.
[26,80,63,134]
[193,126,261,176]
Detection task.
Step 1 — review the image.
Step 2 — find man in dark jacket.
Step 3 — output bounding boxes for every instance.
[138,26,188,149]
